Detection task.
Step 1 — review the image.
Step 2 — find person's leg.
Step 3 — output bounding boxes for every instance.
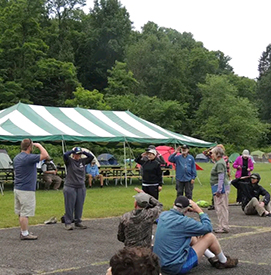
[52,175,62,190]
[88,174,93,187]
[19,216,28,231]
[184,181,192,199]
[43,175,52,190]
[17,190,37,239]
[63,186,76,225]
[74,187,86,226]
[192,232,238,269]
[244,197,264,216]
[176,180,184,197]
[214,193,229,232]
[98,174,104,187]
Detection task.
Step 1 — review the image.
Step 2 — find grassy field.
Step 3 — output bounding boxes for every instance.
[1,162,270,229]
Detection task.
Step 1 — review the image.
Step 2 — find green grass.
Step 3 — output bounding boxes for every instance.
[1,162,270,229]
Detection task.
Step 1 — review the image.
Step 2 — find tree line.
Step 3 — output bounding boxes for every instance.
[0,0,271,151]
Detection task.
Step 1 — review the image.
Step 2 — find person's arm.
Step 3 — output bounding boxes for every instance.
[248,158,254,172]
[185,200,213,234]
[135,154,145,165]
[82,151,94,165]
[158,154,166,165]
[117,218,125,243]
[134,188,163,219]
[233,157,241,169]
[216,173,225,195]
[191,157,197,182]
[168,153,177,163]
[63,150,73,165]
[260,187,270,205]
[33,143,49,161]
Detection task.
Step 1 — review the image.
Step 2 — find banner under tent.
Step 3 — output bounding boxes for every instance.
[0,103,215,186]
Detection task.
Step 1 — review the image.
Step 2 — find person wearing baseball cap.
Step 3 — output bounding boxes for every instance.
[117,188,163,248]
[62,146,94,230]
[153,196,238,274]
[168,144,197,199]
[135,148,163,199]
[231,172,271,217]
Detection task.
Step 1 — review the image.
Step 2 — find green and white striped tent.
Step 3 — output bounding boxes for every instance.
[0,103,215,147]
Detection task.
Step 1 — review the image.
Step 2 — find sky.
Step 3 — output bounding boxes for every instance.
[85,0,271,80]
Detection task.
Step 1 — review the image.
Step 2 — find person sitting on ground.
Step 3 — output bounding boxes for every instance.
[41,156,62,190]
[153,196,238,274]
[85,160,104,188]
[106,246,161,275]
[231,173,271,217]
[117,187,163,248]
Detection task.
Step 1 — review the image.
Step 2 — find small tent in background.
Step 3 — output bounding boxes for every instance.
[97,153,119,166]
[251,150,268,162]
[229,152,240,163]
[81,148,100,167]
[195,153,209,163]
[155,145,175,168]
[0,149,13,169]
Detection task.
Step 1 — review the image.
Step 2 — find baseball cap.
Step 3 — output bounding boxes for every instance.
[174,196,190,208]
[147,149,157,155]
[133,193,150,208]
[148,145,156,149]
[242,149,249,157]
[181,144,189,149]
[251,173,261,181]
[74,147,83,154]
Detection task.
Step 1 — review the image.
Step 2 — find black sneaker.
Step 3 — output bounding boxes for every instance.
[75,223,87,229]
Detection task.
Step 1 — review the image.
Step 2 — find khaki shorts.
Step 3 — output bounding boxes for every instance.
[14,189,36,217]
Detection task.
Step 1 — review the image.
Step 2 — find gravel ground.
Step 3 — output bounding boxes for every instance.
[1,205,271,275]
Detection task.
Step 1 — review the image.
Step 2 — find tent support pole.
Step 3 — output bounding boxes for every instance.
[61,139,67,175]
[124,141,127,187]
[123,140,127,187]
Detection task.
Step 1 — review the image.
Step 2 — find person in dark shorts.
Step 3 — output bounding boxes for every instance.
[153,196,238,274]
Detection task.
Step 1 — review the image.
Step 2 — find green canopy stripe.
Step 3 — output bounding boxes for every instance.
[0,103,216,147]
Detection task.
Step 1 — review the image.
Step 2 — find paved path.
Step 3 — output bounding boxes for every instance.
[1,206,271,274]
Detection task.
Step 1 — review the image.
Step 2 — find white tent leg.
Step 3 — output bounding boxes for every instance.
[196,176,202,186]
[124,141,127,187]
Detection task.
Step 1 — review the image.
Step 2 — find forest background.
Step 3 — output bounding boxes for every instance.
[1,0,271,165]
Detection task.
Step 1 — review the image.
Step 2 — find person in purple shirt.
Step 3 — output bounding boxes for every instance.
[13,138,49,240]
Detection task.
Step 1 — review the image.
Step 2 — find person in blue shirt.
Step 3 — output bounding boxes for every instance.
[85,160,103,188]
[153,196,238,274]
[13,138,49,240]
[168,144,197,199]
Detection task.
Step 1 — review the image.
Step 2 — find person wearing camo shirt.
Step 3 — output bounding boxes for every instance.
[117,187,163,248]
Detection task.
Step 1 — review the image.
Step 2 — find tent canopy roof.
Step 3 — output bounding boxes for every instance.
[0,103,215,147]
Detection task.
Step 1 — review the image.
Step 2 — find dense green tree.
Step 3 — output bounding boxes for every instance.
[0,0,48,104]
[75,0,132,92]
[105,61,138,96]
[194,75,268,147]
[257,44,271,126]
[45,0,86,62]
[258,44,271,78]
[105,94,187,132]
[65,86,110,109]
[30,58,79,106]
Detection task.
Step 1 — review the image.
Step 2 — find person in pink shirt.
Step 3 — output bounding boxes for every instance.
[233,149,254,204]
